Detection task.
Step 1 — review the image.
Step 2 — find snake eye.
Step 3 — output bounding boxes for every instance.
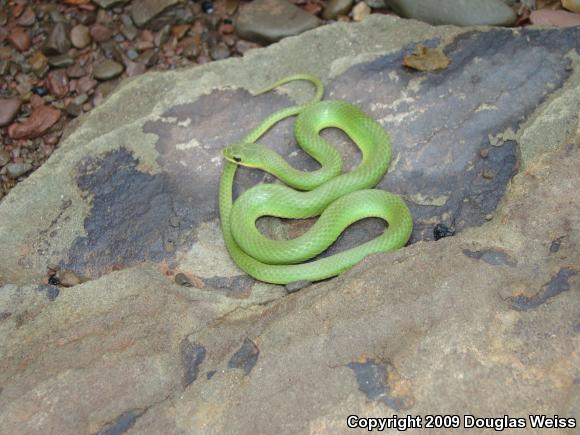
[233,156,242,163]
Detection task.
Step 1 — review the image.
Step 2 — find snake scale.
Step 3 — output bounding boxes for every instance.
[219,74,413,285]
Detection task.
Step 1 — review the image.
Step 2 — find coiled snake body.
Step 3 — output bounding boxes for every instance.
[219,75,413,284]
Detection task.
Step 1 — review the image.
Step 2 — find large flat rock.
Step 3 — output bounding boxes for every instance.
[0,16,578,434]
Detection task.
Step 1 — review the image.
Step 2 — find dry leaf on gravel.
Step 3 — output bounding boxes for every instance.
[403,45,450,71]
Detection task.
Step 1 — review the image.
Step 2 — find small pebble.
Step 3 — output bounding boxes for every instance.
[93,59,124,80]
[285,280,312,293]
[29,51,49,77]
[17,7,36,27]
[433,223,454,240]
[172,24,190,40]
[89,24,113,42]
[70,25,92,49]
[235,40,260,55]
[125,60,146,76]
[126,48,139,60]
[0,97,23,127]
[74,94,89,105]
[137,49,158,67]
[66,64,86,78]
[352,2,371,21]
[0,150,11,167]
[8,28,31,52]
[210,43,230,60]
[175,272,193,287]
[6,162,33,179]
[154,25,171,47]
[121,23,139,41]
[303,2,323,15]
[77,10,97,26]
[42,23,71,56]
[201,0,215,14]
[65,103,82,117]
[479,148,489,158]
[31,86,49,97]
[48,54,75,68]
[323,0,354,20]
[48,69,69,94]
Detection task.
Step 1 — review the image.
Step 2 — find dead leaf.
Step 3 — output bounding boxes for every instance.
[403,45,450,71]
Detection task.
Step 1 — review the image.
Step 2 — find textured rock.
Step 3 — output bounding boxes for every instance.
[0,16,578,435]
[235,0,322,44]
[386,0,516,26]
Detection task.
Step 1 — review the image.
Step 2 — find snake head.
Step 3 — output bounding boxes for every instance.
[223,143,265,168]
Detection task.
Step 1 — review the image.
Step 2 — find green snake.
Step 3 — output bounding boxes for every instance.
[219,74,413,285]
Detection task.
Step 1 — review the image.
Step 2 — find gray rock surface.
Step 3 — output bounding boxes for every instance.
[235,0,322,44]
[0,16,578,435]
[386,0,517,26]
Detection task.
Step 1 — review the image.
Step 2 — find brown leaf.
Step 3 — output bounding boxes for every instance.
[403,45,450,71]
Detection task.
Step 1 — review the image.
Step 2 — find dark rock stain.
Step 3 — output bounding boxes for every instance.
[36,284,60,301]
[0,312,11,321]
[348,358,413,411]
[228,337,259,376]
[511,268,577,311]
[92,409,145,435]
[63,148,196,278]
[462,248,516,267]
[180,338,206,387]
